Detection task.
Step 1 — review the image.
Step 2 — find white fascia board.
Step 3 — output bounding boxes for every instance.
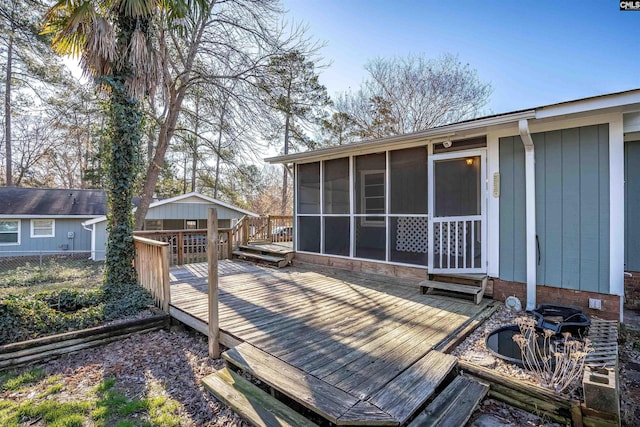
[83,216,107,226]
[624,112,640,133]
[265,111,536,164]
[535,90,640,120]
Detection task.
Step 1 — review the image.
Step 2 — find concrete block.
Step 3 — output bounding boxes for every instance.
[582,366,620,418]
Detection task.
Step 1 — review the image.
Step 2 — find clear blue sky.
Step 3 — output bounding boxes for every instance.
[282,0,640,114]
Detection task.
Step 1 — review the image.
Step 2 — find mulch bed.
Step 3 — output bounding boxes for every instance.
[1,325,247,426]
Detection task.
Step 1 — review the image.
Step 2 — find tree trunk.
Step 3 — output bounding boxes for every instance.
[134,85,186,230]
[281,112,291,215]
[191,97,199,192]
[133,10,209,230]
[104,78,140,288]
[182,151,188,194]
[213,95,228,200]
[4,19,15,187]
[280,82,292,215]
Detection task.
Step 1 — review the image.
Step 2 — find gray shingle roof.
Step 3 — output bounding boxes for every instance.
[0,188,108,216]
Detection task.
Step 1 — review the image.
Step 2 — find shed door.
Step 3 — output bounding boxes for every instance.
[429,150,486,273]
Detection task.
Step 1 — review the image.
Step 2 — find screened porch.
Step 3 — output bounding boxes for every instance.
[294,140,487,273]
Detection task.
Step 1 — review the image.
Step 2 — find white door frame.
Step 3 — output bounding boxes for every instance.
[428,148,487,274]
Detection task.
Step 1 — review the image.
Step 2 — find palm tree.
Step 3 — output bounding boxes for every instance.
[42,0,198,294]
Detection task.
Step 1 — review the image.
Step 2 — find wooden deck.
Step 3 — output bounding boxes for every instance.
[169,260,492,425]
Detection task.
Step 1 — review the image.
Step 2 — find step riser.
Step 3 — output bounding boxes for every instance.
[430,274,487,288]
[202,368,319,427]
[420,279,486,305]
[408,375,488,427]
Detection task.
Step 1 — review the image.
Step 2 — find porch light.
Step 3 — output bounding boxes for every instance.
[466,158,474,166]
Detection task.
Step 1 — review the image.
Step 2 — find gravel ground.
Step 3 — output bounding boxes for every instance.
[3,305,637,427]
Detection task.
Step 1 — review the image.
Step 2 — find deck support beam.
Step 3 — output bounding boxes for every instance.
[208,208,220,358]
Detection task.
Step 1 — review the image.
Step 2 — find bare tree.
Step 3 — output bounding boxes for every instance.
[134,0,319,228]
[46,81,103,188]
[336,53,492,139]
[1,0,63,186]
[11,117,58,186]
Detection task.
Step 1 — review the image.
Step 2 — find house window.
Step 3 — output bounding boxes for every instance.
[0,220,20,245]
[31,219,55,238]
[185,220,198,230]
[144,220,163,231]
[360,170,385,226]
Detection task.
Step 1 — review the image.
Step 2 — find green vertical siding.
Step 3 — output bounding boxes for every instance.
[144,203,245,220]
[499,136,527,282]
[626,140,640,271]
[499,124,610,293]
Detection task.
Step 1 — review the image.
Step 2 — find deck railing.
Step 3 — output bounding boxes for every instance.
[133,236,170,312]
[134,229,232,266]
[232,215,293,246]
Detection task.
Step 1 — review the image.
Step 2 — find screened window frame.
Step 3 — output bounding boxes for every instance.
[294,147,431,269]
[30,219,55,238]
[0,219,21,245]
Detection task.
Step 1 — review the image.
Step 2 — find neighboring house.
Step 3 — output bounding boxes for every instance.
[267,89,640,321]
[0,188,108,256]
[84,192,258,261]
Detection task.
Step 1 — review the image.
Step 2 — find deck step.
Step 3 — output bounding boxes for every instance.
[202,367,318,427]
[408,375,488,427]
[223,343,396,426]
[430,273,487,288]
[367,350,457,425]
[238,244,294,255]
[420,280,486,304]
[232,250,288,268]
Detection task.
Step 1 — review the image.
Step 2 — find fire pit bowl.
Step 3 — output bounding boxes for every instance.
[485,324,554,368]
[531,304,590,337]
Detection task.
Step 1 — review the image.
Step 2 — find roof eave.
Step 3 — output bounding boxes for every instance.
[265,110,536,164]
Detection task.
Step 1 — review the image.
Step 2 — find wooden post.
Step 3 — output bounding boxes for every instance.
[177,231,184,265]
[207,208,220,358]
[161,245,171,312]
[226,230,233,259]
[242,217,249,245]
[267,215,272,242]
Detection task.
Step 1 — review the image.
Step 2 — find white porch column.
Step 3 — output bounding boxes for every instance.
[519,119,537,311]
[610,117,625,322]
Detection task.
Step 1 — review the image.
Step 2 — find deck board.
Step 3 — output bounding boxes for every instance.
[170,260,491,425]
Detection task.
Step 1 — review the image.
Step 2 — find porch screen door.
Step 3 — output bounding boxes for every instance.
[429,150,486,273]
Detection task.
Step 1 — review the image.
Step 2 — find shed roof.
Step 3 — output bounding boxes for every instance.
[83,192,259,226]
[0,187,108,217]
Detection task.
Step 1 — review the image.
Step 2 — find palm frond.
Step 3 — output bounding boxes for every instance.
[83,16,116,77]
[127,27,154,97]
[118,0,156,18]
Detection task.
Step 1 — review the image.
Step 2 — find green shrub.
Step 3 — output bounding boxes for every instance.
[0,285,151,345]
[0,292,105,345]
[102,284,152,321]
